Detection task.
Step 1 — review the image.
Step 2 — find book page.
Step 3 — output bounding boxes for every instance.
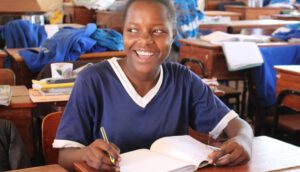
[200,31,239,44]
[222,42,264,71]
[150,135,213,168]
[120,149,196,172]
[200,31,269,45]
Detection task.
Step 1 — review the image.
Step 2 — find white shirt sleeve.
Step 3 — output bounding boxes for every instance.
[209,110,239,139]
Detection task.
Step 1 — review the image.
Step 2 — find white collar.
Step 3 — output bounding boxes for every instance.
[108,57,163,108]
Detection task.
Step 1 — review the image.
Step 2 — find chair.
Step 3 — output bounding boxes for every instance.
[265,89,300,145]
[0,68,16,85]
[41,111,63,164]
[180,57,242,114]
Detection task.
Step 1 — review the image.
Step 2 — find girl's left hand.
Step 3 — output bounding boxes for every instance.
[208,136,252,166]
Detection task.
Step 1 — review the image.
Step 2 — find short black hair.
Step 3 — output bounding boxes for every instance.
[122,0,177,29]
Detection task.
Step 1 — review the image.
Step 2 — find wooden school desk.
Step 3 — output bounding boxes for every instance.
[204,11,242,21]
[225,5,285,20]
[6,48,126,87]
[274,65,300,109]
[199,24,228,33]
[0,50,5,68]
[8,164,67,172]
[178,39,300,132]
[227,19,300,34]
[0,85,36,157]
[271,14,300,21]
[73,136,300,172]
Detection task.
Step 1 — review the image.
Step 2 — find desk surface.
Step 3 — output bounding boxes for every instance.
[225,5,287,10]
[6,48,126,63]
[228,19,299,33]
[204,11,242,20]
[8,164,67,172]
[8,86,36,109]
[271,14,300,21]
[274,65,300,75]
[225,6,285,20]
[179,39,300,49]
[229,19,299,27]
[73,136,300,172]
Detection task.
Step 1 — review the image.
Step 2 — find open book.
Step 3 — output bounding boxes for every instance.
[120,135,216,172]
[222,42,264,71]
[200,31,270,45]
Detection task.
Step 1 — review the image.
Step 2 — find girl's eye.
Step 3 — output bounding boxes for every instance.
[153,29,166,35]
[128,28,138,33]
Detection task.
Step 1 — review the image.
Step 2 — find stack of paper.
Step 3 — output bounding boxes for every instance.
[222,42,264,71]
[0,85,12,106]
[32,78,74,96]
[200,31,270,45]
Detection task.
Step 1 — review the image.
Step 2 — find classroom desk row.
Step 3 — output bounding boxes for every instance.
[178,39,300,134]
[200,19,300,33]
[5,48,126,88]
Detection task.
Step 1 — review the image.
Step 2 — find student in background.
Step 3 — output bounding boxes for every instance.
[54,0,253,171]
[0,119,30,171]
[169,0,204,61]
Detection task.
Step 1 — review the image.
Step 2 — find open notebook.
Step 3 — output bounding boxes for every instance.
[200,31,270,45]
[222,42,264,71]
[120,135,216,172]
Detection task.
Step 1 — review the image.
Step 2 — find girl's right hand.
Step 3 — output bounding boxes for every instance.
[82,139,121,171]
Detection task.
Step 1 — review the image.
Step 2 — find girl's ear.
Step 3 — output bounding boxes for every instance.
[172,29,177,39]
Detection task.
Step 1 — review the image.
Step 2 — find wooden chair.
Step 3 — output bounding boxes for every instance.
[41,111,63,164]
[265,89,300,145]
[180,57,242,114]
[0,68,16,85]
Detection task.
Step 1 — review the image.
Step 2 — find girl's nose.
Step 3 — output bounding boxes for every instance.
[139,32,154,45]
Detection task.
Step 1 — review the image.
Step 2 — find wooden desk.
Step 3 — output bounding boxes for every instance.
[179,40,300,80]
[228,19,300,34]
[6,48,126,87]
[73,136,300,172]
[205,0,246,10]
[96,10,123,33]
[179,39,244,80]
[204,11,242,20]
[0,50,5,68]
[8,164,67,172]
[274,65,300,110]
[225,5,285,20]
[199,24,229,33]
[0,86,36,157]
[271,14,300,21]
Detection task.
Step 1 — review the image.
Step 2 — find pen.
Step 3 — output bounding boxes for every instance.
[207,145,222,152]
[100,127,116,164]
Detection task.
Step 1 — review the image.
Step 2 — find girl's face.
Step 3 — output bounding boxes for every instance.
[123,0,175,73]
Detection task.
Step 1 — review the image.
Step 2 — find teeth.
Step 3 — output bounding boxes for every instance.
[136,51,154,56]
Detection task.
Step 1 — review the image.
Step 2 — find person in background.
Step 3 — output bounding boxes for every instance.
[168,0,204,61]
[0,119,31,171]
[53,0,253,171]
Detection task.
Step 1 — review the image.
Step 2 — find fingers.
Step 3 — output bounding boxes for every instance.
[91,139,120,162]
[208,142,235,163]
[84,139,121,171]
[208,139,250,166]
